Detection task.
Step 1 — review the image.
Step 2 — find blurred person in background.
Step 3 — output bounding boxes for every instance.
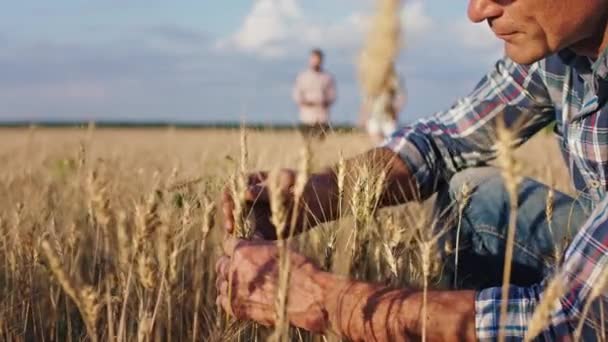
[292,48,337,140]
[359,67,406,144]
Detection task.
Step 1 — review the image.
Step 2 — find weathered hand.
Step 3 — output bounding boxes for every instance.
[221,169,337,240]
[215,237,331,333]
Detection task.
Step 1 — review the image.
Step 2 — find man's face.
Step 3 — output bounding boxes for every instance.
[468,0,607,64]
[308,53,323,70]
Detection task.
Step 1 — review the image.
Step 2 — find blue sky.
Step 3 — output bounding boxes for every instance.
[0,0,503,124]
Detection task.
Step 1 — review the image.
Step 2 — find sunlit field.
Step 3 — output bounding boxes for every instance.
[0,127,572,341]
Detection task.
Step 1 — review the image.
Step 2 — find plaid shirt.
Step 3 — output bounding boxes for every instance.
[384,47,608,340]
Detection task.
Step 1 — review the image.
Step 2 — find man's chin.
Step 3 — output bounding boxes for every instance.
[504,43,550,65]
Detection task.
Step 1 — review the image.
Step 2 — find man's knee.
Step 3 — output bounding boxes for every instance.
[434,166,503,218]
[448,167,502,200]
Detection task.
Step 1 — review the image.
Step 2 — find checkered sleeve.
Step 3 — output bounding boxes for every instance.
[475,197,608,341]
[383,57,555,200]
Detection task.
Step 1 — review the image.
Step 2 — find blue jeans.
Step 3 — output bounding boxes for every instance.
[436,167,593,289]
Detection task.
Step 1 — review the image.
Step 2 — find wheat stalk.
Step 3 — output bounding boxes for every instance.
[496,118,522,342]
[358,0,402,98]
[116,211,130,274]
[271,145,312,341]
[41,240,100,342]
[223,125,254,337]
[200,194,215,255]
[137,311,154,342]
[454,182,472,288]
[331,148,346,271]
[421,240,431,342]
[229,125,252,240]
[269,170,290,341]
[192,195,216,342]
[269,169,289,239]
[134,191,162,290]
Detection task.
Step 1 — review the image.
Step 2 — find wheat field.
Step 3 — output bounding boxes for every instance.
[0,126,574,341]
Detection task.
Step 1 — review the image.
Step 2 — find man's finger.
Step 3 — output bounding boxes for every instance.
[215,272,223,290]
[221,190,235,233]
[217,295,232,316]
[215,256,230,276]
[219,295,234,316]
[219,280,228,296]
[214,259,221,275]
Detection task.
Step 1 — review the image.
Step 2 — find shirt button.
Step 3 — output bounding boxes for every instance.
[589,180,601,189]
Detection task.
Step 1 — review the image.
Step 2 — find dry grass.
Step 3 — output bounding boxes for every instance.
[0,126,583,341]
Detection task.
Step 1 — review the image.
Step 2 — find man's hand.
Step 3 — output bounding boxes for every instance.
[215,237,332,333]
[221,169,338,240]
[215,237,477,341]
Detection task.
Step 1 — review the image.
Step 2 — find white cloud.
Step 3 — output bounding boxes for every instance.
[217,0,302,57]
[218,0,443,58]
[300,12,367,49]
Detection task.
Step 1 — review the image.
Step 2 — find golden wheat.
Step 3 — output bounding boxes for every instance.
[496,118,523,342]
[0,126,587,341]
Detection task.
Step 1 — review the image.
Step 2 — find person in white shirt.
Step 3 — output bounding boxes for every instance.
[292,49,337,140]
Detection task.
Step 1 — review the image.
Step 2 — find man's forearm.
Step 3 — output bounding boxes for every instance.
[334,147,417,206]
[297,147,417,234]
[370,147,419,207]
[316,272,477,341]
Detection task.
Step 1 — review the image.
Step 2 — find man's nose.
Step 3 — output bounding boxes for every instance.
[467,0,503,23]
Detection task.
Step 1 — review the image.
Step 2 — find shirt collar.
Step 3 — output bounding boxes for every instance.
[558,46,608,80]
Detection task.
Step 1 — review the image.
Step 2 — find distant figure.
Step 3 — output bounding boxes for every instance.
[359,69,405,144]
[292,49,337,140]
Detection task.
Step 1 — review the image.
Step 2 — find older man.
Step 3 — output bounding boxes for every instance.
[217,0,608,340]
